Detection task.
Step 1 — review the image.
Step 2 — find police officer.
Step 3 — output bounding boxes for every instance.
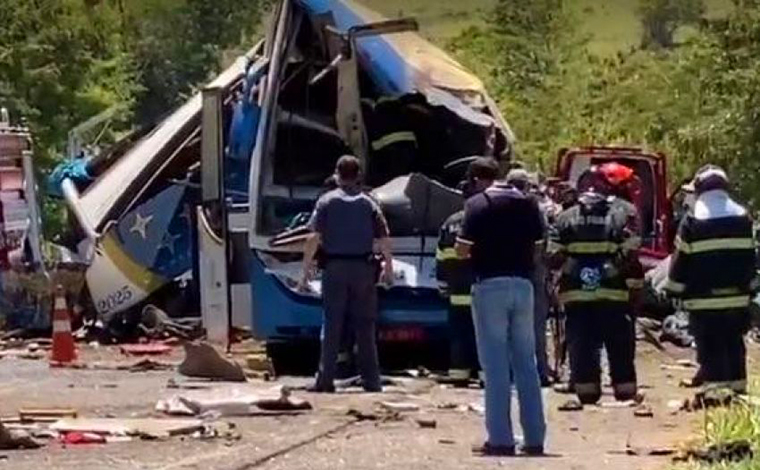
[300,155,394,393]
[551,163,643,405]
[665,165,756,394]
[436,169,479,386]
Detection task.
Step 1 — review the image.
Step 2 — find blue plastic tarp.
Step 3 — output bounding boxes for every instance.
[47,159,92,199]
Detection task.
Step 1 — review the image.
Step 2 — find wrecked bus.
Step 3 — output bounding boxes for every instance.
[51,0,513,368]
[244,0,514,369]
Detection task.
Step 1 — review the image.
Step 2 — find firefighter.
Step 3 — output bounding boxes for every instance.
[364,97,419,186]
[551,163,644,405]
[665,165,756,394]
[436,168,480,386]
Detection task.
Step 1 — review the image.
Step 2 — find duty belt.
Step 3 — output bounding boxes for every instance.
[324,253,374,262]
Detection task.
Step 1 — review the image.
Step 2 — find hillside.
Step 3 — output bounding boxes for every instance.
[356,0,734,54]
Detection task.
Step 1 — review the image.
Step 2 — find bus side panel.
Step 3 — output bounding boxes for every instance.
[250,254,322,341]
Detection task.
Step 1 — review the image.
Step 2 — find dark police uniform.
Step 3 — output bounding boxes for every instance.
[436,210,479,382]
[552,192,643,404]
[665,194,756,393]
[309,186,390,391]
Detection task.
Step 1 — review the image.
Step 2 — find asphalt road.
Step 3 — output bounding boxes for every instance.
[0,342,730,470]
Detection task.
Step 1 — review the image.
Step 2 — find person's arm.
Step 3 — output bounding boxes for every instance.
[455,200,476,259]
[664,217,692,297]
[547,211,568,270]
[377,236,394,285]
[299,232,321,290]
[299,198,325,290]
[527,199,544,259]
[454,238,472,259]
[436,221,456,291]
[372,200,394,285]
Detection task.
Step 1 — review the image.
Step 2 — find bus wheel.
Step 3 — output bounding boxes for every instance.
[266,340,319,376]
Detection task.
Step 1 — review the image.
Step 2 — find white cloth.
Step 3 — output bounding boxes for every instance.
[693,190,746,220]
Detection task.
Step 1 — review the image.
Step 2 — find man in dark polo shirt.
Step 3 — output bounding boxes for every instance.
[455,157,546,457]
[300,155,393,393]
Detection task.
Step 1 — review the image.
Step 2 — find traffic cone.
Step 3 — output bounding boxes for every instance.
[50,285,77,367]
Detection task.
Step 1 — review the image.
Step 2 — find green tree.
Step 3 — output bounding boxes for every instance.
[449,0,587,170]
[637,0,705,49]
[121,0,266,123]
[0,0,137,166]
[451,0,760,209]
[0,0,268,235]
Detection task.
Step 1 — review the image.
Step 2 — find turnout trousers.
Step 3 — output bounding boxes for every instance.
[565,302,637,404]
[689,309,748,393]
[448,303,479,380]
[316,260,381,391]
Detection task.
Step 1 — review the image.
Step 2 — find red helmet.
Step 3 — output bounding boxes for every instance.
[599,162,634,187]
[578,162,635,195]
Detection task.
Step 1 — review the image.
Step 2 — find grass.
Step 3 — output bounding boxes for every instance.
[672,380,760,470]
[355,0,735,55]
[355,0,495,41]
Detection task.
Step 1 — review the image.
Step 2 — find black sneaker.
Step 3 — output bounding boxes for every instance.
[306,383,336,393]
[557,399,583,412]
[472,443,516,457]
[521,445,545,456]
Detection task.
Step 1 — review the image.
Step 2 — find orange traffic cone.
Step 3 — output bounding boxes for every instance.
[50,285,77,367]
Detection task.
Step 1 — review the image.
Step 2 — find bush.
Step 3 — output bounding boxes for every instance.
[450,0,760,208]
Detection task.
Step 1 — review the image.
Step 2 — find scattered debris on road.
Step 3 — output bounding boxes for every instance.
[156,386,311,417]
[608,445,677,457]
[601,400,638,409]
[676,440,753,464]
[415,417,437,429]
[50,418,204,439]
[467,403,485,416]
[120,343,173,356]
[18,408,78,423]
[178,342,246,382]
[0,422,43,450]
[379,401,420,413]
[60,432,107,445]
[558,400,583,412]
[633,405,654,418]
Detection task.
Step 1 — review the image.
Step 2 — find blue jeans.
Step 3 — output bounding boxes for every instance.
[472,276,546,448]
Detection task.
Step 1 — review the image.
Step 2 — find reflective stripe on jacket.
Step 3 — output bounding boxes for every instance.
[552,194,643,306]
[665,193,756,312]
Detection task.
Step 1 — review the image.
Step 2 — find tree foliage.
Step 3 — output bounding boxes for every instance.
[637,0,705,48]
[449,0,588,170]
[121,0,266,123]
[0,0,267,235]
[450,1,760,208]
[0,0,265,166]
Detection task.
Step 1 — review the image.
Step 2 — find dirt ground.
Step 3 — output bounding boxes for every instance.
[1,340,754,470]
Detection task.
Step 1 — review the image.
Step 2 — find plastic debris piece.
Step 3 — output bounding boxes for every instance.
[379,401,420,413]
[61,432,106,445]
[178,342,246,382]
